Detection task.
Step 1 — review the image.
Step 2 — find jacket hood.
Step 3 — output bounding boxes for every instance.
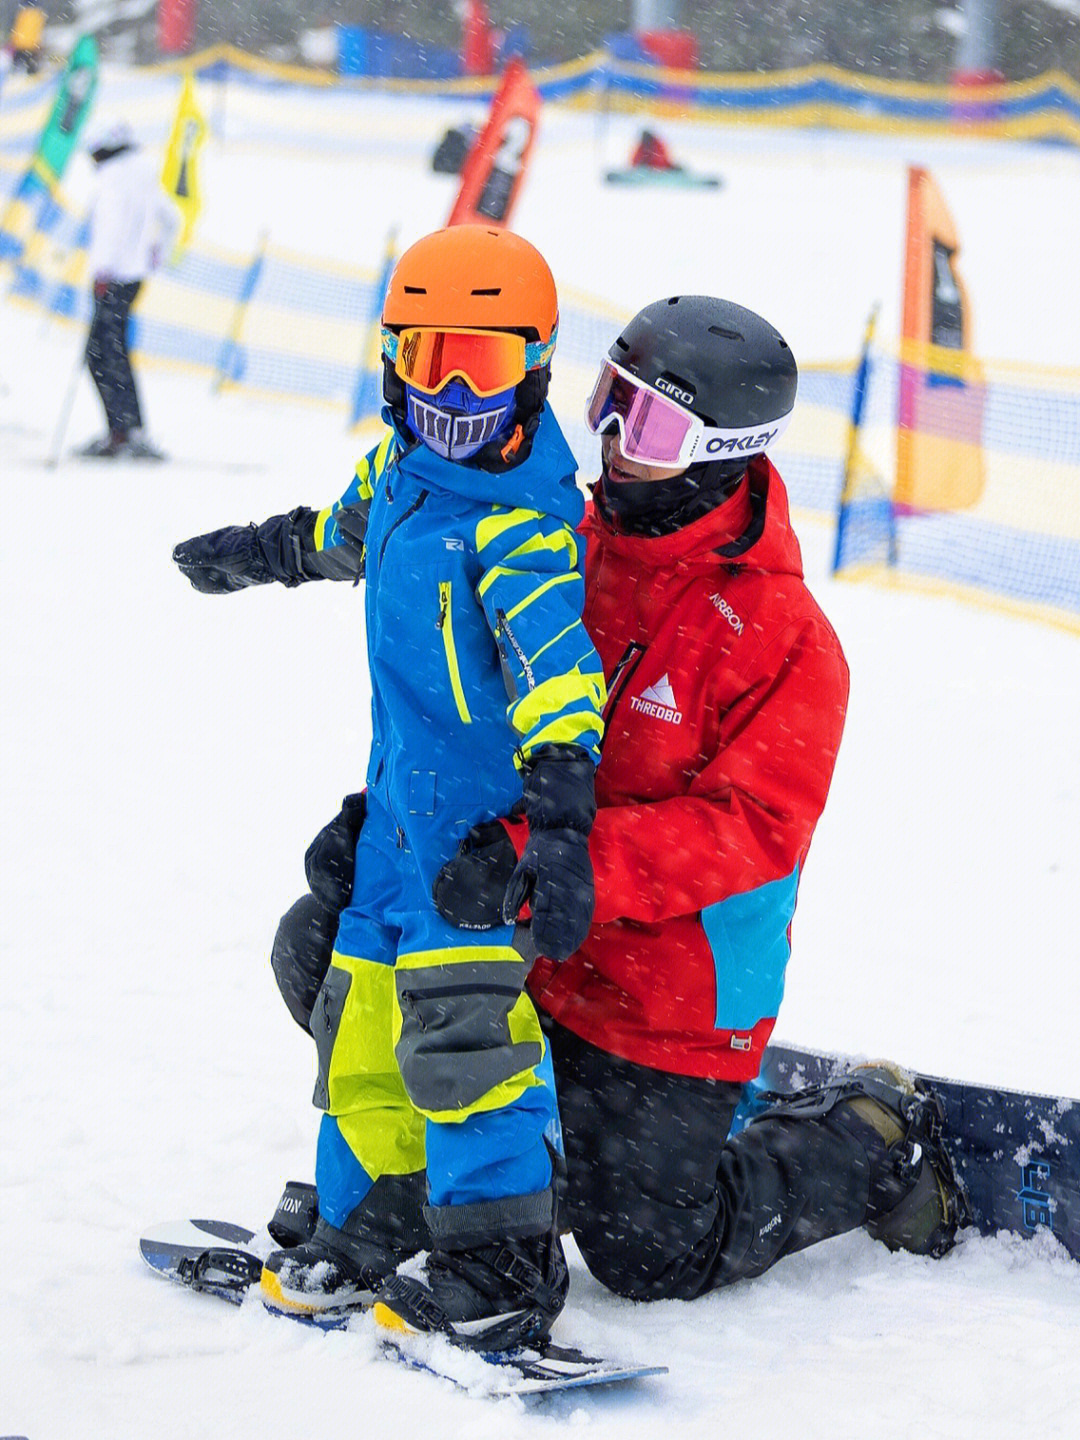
[385,406,583,527]
[583,455,803,580]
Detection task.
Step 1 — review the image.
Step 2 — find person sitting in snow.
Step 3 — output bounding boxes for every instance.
[267,294,967,1307]
[172,225,606,1351]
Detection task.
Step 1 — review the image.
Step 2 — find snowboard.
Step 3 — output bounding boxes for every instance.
[604,167,722,188]
[741,1044,1079,1261]
[139,1219,666,1396]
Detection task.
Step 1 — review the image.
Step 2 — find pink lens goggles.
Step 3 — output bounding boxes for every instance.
[586,360,700,467]
[585,358,793,468]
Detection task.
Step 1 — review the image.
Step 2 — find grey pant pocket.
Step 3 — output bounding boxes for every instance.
[395,961,539,1113]
[310,963,353,1111]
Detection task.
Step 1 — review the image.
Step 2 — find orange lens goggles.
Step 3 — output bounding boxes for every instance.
[394,327,527,399]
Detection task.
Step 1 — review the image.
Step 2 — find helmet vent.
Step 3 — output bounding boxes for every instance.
[471,288,501,296]
[709,325,744,342]
[403,286,426,294]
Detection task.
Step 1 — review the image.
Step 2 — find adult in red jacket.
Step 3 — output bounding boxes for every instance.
[272,297,965,1307]
[433,297,963,1301]
[533,435,845,1083]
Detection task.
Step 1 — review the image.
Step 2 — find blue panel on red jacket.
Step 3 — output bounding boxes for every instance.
[702,865,799,1033]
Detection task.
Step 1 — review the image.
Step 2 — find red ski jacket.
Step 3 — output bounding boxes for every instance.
[528,458,849,1081]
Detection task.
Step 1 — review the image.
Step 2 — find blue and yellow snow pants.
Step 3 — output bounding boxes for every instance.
[310,796,556,1230]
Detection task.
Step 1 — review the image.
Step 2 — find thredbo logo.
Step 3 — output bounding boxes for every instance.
[1018,1159,1053,1231]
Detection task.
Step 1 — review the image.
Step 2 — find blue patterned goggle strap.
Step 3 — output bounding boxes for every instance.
[527,324,558,370]
[381,323,558,373]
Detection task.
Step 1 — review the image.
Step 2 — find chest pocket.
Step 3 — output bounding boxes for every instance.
[438,579,473,725]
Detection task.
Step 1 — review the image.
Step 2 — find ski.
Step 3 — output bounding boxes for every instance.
[139,1218,666,1396]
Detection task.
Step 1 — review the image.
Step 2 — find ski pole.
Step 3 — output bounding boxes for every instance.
[46,345,85,467]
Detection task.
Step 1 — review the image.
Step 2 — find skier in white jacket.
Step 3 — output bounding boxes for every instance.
[79,123,180,459]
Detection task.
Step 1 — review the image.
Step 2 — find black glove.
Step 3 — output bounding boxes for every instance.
[173,523,272,594]
[502,745,596,962]
[173,509,321,594]
[304,792,366,915]
[433,817,520,929]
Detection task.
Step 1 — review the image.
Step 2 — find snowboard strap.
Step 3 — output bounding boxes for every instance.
[177,1247,263,1292]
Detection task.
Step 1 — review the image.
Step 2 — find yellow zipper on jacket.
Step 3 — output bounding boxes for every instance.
[438,580,473,724]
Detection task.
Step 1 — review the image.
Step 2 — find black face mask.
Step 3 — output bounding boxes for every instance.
[597,455,749,537]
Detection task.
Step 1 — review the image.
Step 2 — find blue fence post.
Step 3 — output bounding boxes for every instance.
[213,228,268,393]
[833,304,888,574]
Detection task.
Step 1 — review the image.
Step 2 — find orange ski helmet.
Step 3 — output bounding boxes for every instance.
[382,224,558,344]
[380,226,559,469]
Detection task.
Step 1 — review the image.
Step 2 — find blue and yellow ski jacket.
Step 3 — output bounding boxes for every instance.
[309,410,606,892]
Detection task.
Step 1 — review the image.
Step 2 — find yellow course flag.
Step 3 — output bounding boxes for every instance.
[161,73,208,258]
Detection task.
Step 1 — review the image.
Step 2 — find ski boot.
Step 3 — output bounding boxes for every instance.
[772,1061,968,1256]
[76,430,128,458]
[373,1192,569,1351]
[261,1217,404,1315]
[266,1180,319,1249]
[261,1174,429,1317]
[835,1063,968,1255]
[122,427,166,461]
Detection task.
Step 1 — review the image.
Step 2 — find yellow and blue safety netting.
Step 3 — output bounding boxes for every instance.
[2,59,1077,630]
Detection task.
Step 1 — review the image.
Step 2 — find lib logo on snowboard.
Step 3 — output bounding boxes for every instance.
[1018,1160,1053,1231]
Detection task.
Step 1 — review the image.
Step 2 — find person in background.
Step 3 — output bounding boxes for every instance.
[270,294,966,1310]
[78,121,179,460]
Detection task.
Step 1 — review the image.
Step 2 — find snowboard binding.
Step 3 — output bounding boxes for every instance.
[751,1063,971,1257]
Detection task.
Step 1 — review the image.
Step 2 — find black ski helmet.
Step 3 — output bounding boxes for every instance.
[608,295,798,447]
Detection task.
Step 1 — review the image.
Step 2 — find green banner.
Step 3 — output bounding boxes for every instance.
[33,34,99,188]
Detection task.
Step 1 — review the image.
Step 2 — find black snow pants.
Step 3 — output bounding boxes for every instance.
[546,1018,873,1300]
[86,280,143,434]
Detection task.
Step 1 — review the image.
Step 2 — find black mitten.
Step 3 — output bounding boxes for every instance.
[270,893,338,1033]
[502,745,596,962]
[304,792,366,914]
[433,817,520,929]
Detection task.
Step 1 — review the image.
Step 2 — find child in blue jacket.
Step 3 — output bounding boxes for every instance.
[173,226,605,1350]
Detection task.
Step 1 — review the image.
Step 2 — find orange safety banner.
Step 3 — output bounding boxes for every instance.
[895,165,986,512]
[447,58,541,229]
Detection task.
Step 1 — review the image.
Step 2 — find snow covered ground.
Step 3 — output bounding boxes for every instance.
[2,73,1079,1439]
